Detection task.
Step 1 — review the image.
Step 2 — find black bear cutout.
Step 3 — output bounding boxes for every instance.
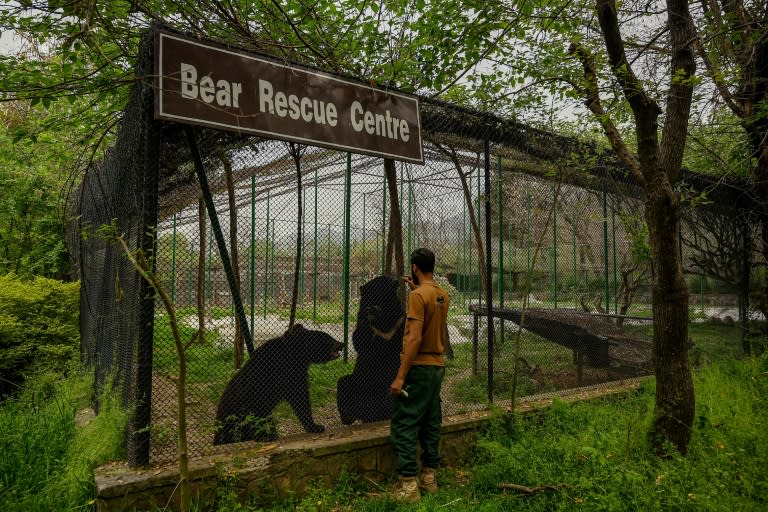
[213,324,343,445]
[337,275,404,424]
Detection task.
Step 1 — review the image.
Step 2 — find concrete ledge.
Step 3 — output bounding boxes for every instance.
[95,378,646,511]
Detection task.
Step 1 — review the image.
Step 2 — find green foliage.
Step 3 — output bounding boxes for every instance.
[0,103,74,278]
[0,369,129,511]
[0,273,79,396]
[200,357,767,511]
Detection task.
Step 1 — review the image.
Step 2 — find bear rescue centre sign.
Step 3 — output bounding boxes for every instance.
[154,29,423,163]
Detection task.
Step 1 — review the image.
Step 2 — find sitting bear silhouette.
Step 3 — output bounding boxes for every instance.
[337,275,405,424]
[214,324,343,445]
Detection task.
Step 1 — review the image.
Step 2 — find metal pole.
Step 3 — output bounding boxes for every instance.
[342,154,353,362]
[327,223,331,309]
[270,219,276,304]
[477,166,480,306]
[171,213,177,303]
[206,221,212,300]
[300,188,306,307]
[185,127,254,355]
[612,207,617,314]
[526,194,532,276]
[497,157,505,348]
[552,184,558,308]
[407,172,412,256]
[250,176,256,332]
[188,266,192,306]
[399,162,404,246]
[572,219,577,308]
[603,188,610,314]
[468,196,474,302]
[313,169,318,320]
[381,174,387,274]
[484,139,495,402]
[363,192,367,275]
[462,200,467,305]
[263,189,270,319]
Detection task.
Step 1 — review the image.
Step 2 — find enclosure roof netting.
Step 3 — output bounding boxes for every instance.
[111,25,754,220]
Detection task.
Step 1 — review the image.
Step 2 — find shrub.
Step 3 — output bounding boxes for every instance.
[0,273,79,397]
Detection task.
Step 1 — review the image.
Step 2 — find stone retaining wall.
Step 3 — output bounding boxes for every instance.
[95,379,644,511]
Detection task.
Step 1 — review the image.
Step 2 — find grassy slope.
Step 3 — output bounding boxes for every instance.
[1,324,764,511]
[223,325,766,512]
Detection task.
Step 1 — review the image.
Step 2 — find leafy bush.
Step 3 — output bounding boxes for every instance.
[0,273,79,397]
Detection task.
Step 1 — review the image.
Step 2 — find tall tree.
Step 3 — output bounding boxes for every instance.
[220,152,245,368]
[568,0,697,454]
[486,0,697,453]
[695,0,767,352]
[434,143,488,298]
[288,143,306,328]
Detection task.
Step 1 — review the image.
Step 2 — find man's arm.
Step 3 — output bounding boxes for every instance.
[391,317,423,396]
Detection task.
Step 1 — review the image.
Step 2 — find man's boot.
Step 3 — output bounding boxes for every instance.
[419,467,438,493]
[392,475,421,502]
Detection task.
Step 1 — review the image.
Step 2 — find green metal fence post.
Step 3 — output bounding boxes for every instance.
[187,266,192,306]
[300,188,306,307]
[603,188,610,314]
[381,174,387,273]
[250,176,255,331]
[363,192,367,275]
[313,169,318,320]
[462,200,467,305]
[407,172,412,257]
[612,207,617,314]
[497,157,505,347]
[327,223,331,309]
[342,153,353,362]
[263,189,270,319]
[572,219,577,308]
[552,184,558,308]
[526,194,532,276]
[484,139,494,401]
[171,213,177,303]
[270,219,276,303]
[206,222,212,300]
[477,165,481,306]
[468,196,474,300]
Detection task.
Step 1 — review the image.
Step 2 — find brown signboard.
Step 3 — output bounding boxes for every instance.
[154,30,423,163]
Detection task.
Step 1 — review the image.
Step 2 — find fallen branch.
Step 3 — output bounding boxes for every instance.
[497,483,566,494]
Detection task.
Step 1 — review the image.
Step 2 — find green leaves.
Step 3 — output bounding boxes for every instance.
[0,274,80,396]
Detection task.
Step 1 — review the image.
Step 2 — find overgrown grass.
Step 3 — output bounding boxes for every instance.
[0,368,129,511]
[220,353,767,511]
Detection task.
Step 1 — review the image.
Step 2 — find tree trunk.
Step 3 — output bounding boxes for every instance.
[645,181,694,455]
[222,155,244,368]
[384,159,406,306]
[436,144,488,295]
[197,197,206,346]
[572,0,697,455]
[289,145,304,328]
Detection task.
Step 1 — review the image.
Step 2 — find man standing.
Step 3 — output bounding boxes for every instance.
[390,248,450,502]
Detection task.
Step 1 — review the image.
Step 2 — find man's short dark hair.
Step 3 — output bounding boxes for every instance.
[411,248,435,273]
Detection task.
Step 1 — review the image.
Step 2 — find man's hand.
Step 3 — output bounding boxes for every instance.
[390,376,405,396]
[403,276,417,290]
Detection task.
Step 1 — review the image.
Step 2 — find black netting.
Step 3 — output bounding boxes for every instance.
[69,29,754,467]
[68,31,159,466]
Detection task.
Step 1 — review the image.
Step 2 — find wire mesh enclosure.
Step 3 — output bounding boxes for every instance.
[70,29,754,467]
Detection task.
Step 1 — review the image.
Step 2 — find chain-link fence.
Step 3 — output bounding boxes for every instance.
[70,29,755,467]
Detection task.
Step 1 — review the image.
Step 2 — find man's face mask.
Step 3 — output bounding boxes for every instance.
[411,264,419,286]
